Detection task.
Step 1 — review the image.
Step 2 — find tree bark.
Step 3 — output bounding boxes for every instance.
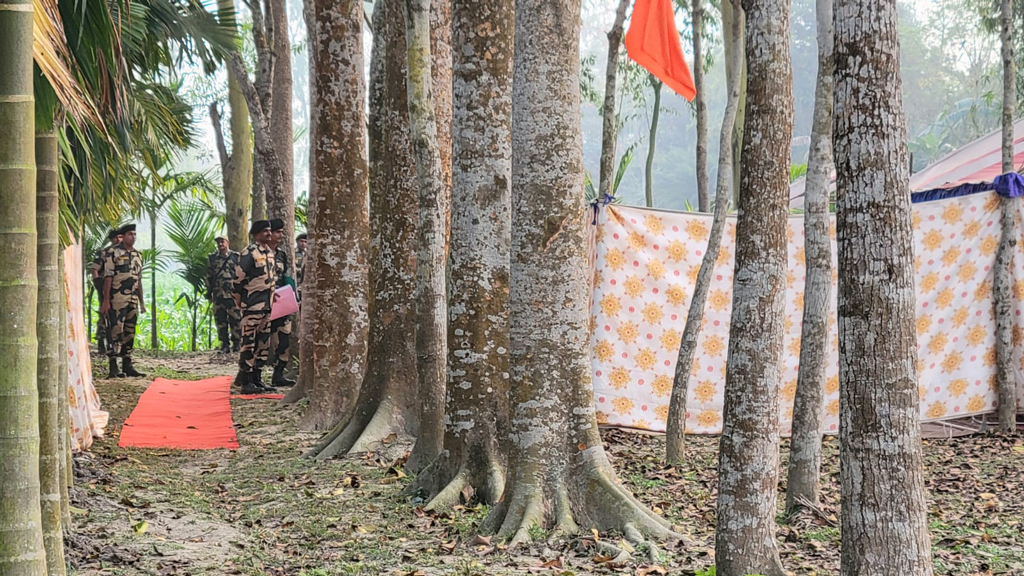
[217,0,254,250]
[997,0,1019,434]
[292,0,371,429]
[0,1,47,569]
[269,0,296,263]
[149,207,158,350]
[36,131,67,576]
[714,0,793,571]
[693,0,709,212]
[404,0,452,474]
[722,0,746,207]
[834,0,935,570]
[478,0,676,550]
[785,0,834,513]
[598,0,631,201]
[664,0,743,465]
[405,0,512,507]
[644,76,661,208]
[306,0,419,458]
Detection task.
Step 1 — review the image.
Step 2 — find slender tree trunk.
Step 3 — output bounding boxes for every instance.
[405,0,512,507]
[0,2,47,569]
[306,0,419,458]
[478,0,675,550]
[58,250,71,528]
[404,0,451,474]
[714,0,793,572]
[36,130,67,576]
[785,0,834,513]
[723,0,746,207]
[693,0,710,212]
[150,208,158,350]
[997,0,1019,433]
[217,0,254,249]
[598,0,631,201]
[252,167,267,222]
[296,0,371,430]
[644,77,662,208]
[834,0,934,570]
[269,0,296,263]
[664,0,743,465]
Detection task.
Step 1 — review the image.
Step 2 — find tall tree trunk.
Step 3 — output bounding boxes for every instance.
[252,167,267,222]
[714,0,793,571]
[218,0,254,249]
[997,0,1019,433]
[306,0,419,457]
[644,77,662,208]
[404,0,451,474]
[269,0,296,263]
[405,0,513,507]
[834,0,935,570]
[0,2,47,569]
[296,0,371,430]
[785,0,834,513]
[150,208,158,350]
[36,130,67,576]
[722,0,746,207]
[693,0,709,212]
[598,0,631,201]
[664,0,743,465]
[478,0,675,549]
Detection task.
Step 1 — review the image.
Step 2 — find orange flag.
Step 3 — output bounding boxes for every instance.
[624,0,696,101]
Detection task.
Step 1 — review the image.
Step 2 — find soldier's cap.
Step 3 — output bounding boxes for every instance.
[296,233,307,241]
[270,218,285,232]
[118,224,137,234]
[250,220,272,234]
[215,236,227,242]
[108,228,121,240]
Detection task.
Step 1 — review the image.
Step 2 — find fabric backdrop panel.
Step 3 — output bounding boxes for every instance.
[589,192,1024,435]
[64,243,109,451]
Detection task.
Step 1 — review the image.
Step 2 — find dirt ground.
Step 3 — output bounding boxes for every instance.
[67,350,1024,576]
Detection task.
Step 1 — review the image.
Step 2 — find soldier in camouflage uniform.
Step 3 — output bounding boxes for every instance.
[234,220,277,394]
[206,236,241,353]
[261,219,295,387]
[90,228,122,353]
[101,224,146,379]
[295,232,308,296]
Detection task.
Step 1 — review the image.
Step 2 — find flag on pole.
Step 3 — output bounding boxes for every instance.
[624,0,697,101]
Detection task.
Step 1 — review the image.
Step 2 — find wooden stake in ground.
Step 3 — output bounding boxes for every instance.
[306,0,419,459]
[405,0,513,508]
[785,0,834,513]
[834,0,934,570]
[292,0,371,431]
[714,0,793,570]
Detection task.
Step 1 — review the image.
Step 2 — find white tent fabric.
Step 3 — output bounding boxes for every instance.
[63,243,108,451]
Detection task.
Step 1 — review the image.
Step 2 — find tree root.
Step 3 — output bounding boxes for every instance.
[404,449,506,511]
[305,397,408,460]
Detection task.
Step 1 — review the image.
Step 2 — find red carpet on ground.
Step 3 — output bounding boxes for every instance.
[119,376,240,450]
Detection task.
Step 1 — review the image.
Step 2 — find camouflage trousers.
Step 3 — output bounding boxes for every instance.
[212,297,241,348]
[106,303,138,358]
[94,281,109,349]
[238,311,272,373]
[261,315,292,370]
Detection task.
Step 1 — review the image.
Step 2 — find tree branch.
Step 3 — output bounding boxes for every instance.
[208,103,232,177]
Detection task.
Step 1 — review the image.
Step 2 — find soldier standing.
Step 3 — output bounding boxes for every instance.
[101,224,146,378]
[206,236,241,353]
[262,219,295,387]
[295,232,308,295]
[90,228,122,353]
[234,220,276,393]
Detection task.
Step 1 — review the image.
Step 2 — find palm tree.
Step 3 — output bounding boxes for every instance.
[166,200,221,351]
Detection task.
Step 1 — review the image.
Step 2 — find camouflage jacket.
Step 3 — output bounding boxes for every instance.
[206,250,240,300]
[295,249,305,287]
[234,243,276,313]
[90,245,112,288]
[273,246,291,288]
[103,244,143,308]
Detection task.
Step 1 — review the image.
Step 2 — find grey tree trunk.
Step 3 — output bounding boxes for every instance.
[269,0,296,263]
[306,0,419,458]
[478,0,675,550]
[834,0,935,570]
[722,0,746,207]
[405,0,452,474]
[714,0,793,571]
[598,0,631,201]
[785,0,834,513]
[405,0,513,508]
[149,208,158,350]
[997,0,1019,433]
[294,0,371,431]
[216,0,254,250]
[664,0,743,465]
[693,0,710,212]
[644,77,662,208]
[36,130,67,576]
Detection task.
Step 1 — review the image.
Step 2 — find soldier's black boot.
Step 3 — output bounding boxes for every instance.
[253,369,276,393]
[108,357,122,379]
[240,371,262,395]
[121,357,146,378]
[272,365,295,387]
[231,340,240,353]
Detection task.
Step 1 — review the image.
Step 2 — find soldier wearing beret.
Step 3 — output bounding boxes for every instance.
[234,220,277,393]
[101,224,146,378]
[206,236,241,353]
[90,228,122,353]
